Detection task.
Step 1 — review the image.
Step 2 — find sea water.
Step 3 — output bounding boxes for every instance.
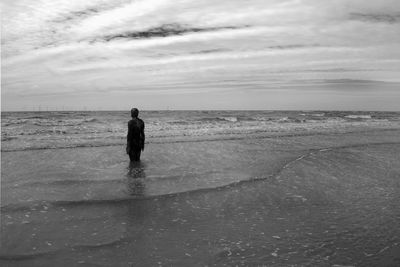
[2,110,399,151]
[1,110,400,266]
[2,110,399,203]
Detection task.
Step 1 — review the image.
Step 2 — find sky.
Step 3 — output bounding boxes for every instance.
[1,0,400,111]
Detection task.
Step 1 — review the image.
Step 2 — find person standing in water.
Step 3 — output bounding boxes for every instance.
[126,108,145,161]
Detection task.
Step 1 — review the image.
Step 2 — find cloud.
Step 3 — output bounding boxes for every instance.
[2,0,400,110]
[94,24,247,42]
[349,12,400,24]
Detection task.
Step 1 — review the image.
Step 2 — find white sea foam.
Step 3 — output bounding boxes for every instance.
[345,115,372,119]
[218,117,238,122]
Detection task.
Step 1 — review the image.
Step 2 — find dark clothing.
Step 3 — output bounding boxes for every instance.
[127,118,145,161]
[128,148,141,162]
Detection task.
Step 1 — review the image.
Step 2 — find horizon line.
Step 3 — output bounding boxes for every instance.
[2,108,400,113]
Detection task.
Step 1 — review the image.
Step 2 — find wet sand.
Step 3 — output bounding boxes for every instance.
[1,129,400,266]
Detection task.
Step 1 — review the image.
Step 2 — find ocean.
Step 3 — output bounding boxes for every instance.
[2,110,400,152]
[1,110,400,266]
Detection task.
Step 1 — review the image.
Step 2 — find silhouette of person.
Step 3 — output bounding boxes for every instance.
[126,108,145,161]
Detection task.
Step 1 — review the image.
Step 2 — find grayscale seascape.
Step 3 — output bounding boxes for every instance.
[2,110,400,266]
[2,0,400,266]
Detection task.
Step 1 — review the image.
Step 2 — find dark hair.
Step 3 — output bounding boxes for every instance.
[131,108,139,118]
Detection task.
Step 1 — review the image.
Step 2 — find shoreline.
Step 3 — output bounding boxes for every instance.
[2,127,400,266]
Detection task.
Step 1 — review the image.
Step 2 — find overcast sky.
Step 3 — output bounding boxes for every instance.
[2,0,400,111]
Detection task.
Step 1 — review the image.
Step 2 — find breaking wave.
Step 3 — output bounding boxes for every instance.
[2,111,399,152]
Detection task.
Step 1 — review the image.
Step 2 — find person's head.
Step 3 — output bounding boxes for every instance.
[131,108,139,118]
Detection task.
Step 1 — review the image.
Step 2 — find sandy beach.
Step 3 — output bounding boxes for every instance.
[2,111,400,266]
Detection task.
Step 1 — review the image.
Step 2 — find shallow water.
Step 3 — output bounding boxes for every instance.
[1,111,400,266]
[2,110,400,151]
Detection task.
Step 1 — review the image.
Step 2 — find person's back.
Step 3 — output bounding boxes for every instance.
[127,108,145,161]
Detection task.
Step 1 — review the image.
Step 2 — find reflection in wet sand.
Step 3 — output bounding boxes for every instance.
[127,161,146,197]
